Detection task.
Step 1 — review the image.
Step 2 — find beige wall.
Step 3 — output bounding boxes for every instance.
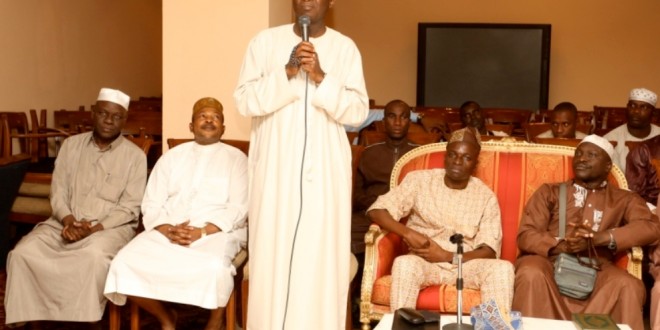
[162,0,292,144]
[5,2,659,144]
[0,0,162,116]
[331,0,660,110]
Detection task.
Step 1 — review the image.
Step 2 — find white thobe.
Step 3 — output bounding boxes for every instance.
[104,141,248,309]
[234,24,368,330]
[603,124,660,172]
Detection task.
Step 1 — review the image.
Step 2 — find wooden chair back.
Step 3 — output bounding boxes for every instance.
[124,129,154,155]
[0,112,31,155]
[485,123,514,136]
[593,106,627,136]
[523,122,551,141]
[482,108,532,137]
[53,106,87,133]
[0,114,9,158]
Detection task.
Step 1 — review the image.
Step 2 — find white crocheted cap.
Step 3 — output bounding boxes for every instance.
[629,87,657,107]
[97,88,130,110]
[578,134,615,161]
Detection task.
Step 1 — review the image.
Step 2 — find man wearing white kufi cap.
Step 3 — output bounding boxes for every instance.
[603,87,660,172]
[4,88,147,327]
[514,134,660,330]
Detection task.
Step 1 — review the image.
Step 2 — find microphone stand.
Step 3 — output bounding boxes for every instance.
[443,234,473,330]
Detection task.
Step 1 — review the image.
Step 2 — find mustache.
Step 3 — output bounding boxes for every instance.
[201,123,216,129]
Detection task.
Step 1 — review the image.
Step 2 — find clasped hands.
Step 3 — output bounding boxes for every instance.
[403,229,452,263]
[285,42,325,85]
[156,220,205,246]
[61,215,102,243]
[555,220,596,254]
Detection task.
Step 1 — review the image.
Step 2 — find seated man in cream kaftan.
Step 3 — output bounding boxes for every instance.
[367,127,514,312]
[4,88,146,327]
[104,97,248,330]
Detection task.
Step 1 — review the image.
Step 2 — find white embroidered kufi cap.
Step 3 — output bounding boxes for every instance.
[97,88,131,110]
[629,88,657,107]
[578,134,615,161]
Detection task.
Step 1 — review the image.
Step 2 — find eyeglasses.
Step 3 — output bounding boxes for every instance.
[94,110,126,122]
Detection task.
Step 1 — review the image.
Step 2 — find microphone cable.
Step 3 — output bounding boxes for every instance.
[282,59,310,330]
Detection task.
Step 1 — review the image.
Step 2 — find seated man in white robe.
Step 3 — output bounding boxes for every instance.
[104,97,248,330]
[4,88,147,328]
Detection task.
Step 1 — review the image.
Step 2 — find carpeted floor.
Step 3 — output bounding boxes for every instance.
[0,268,213,330]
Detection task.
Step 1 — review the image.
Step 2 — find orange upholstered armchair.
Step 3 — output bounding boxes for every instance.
[359,139,639,329]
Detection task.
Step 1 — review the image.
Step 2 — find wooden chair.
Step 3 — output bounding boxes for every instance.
[29,109,70,160]
[593,106,627,136]
[1,112,69,165]
[523,122,551,141]
[53,106,89,134]
[0,153,31,266]
[485,123,514,136]
[482,108,532,137]
[415,107,461,136]
[359,140,637,329]
[124,129,154,155]
[112,137,250,330]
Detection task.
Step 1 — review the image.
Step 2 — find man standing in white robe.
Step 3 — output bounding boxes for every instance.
[4,88,147,328]
[104,97,248,330]
[234,0,368,328]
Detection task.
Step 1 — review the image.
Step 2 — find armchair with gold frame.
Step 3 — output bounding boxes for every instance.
[359,140,639,329]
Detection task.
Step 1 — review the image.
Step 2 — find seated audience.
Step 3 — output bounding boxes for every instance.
[536,102,587,139]
[367,127,514,312]
[513,134,660,330]
[459,101,508,136]
[4,88,147,327]
[104,97,248,330]
[604,87,660,172]
[351,99,418,255]
[345,108,420,134]
[625,135,660,206]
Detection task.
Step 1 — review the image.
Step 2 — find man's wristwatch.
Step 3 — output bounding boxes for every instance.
[200,226,207,239]
[607,230,617,250]
[451,253,459,265]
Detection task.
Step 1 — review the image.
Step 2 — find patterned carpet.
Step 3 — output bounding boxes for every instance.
[0,268,211,330]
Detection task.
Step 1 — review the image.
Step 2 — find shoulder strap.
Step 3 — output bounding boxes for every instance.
[559,183,567,239]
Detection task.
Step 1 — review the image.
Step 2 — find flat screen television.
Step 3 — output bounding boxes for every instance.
[417,23,551,109]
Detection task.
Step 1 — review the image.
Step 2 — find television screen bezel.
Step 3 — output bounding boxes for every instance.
[416,22,551,109]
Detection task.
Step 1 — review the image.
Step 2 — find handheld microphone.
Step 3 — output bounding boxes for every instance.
[298,15,310,42]
[450,233,464,244]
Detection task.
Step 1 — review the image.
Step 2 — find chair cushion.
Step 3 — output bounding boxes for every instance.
[11,196,51,217]
[18,182,50,198]
[372,275,481,314]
